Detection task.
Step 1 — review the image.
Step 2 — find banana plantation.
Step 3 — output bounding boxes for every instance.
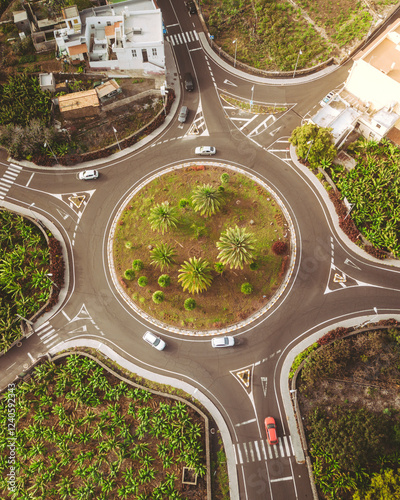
[0,210,51,353]
[331,138,400,258]
[0,354,208,499]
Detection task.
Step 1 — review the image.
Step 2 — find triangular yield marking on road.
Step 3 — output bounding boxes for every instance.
[69,194,86,208]
[70,303,92,322]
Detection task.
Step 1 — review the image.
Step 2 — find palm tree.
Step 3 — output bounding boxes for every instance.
[191,183,223,217]
[216,225,257,269]
[178,257,213,294]
[148,201,179,234]
[150,243,176,270]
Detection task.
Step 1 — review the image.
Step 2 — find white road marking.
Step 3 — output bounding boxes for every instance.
[242,442,249,462]
[248,441,255,462]
[166,23,179,27]
[6,362,16,371]
[43,334,57,344]
[62,310,71,321]
[283,435,291,456]
[254,440,261,461]
[278,439,286,457]
[235,418,256,427]
[40,329,55,340]
[26,173,34,187]
[260,439,267,460]
[239,114,258,131]
[27,352,34,362]
[237,444,243,464]
[270,476,293,483]
[261,377,268,396]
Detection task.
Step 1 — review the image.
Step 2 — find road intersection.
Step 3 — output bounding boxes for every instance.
[1,1,400,499]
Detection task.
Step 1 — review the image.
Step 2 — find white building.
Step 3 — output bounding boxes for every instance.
[55,0,165,76]
[344,18,400,141]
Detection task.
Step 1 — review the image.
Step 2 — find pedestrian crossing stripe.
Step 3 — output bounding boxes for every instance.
[167,30,199,46]
[0,164,22,200]
[234,435,294,464]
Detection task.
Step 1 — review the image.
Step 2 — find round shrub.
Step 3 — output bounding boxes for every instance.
[250,262,259,270]
[124,269,135,280]
[218,186,225,192]
[158,274,171,287]
[138,276,148,287]
[132,259,144,271]
[221,173,230,184]
[241,282,253,295]
[214,262,225,274]
[152,291,165,304]
[184,298,196,311]
[125,241,132,249]
[271,241,288,255]
[179,198,190,208]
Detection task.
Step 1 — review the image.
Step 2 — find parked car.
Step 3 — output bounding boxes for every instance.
[178,106,188,123]
[211,336,235,348]
[78,169,99,180]
[195,146,216,156]
[143,331,166,351]
[264,417,278,445]
[186,1,196,14]
[320,91,335,107]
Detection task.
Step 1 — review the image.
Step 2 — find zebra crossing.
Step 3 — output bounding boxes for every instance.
[233,435,294,465]
[36,321,59,348]
[0,164,22,200]
[166,30,199,46]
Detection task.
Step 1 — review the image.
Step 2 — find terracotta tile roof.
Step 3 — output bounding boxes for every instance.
[68,43,88,56]
[105,21,122,37]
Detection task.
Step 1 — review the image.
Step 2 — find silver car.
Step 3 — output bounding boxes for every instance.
[78,169,99,180]
[211,336,235,348]
[143,331,166,351]
[195,146,216,156]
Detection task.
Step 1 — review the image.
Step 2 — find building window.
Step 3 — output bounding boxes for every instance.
[132,49,137,57]
[152,48,157,56]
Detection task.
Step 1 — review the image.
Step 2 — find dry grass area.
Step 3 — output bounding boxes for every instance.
[113,166,289,330]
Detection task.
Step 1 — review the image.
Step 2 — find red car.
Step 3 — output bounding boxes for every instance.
[264,417,278,445]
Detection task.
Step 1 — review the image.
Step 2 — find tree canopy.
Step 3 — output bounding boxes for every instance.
[289,122,337,169]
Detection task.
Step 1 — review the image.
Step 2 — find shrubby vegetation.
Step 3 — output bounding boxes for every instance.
[295,327,400,499]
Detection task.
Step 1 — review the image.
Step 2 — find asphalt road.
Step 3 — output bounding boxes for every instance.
[1,1,400,499]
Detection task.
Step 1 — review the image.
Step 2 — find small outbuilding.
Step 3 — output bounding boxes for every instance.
[95,79,122,103]
[39,73,56,92]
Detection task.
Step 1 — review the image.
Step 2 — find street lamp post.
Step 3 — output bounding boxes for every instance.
[233,39,237,68]
[47,273,59,289]
[293,49,302,78]
[44,142,57,163]
[250,85,254,113]
[112,126,121,151]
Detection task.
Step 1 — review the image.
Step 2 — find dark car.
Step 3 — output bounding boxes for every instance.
[186,1,196,14]
[264,417,278,445]
[184,72,194,92]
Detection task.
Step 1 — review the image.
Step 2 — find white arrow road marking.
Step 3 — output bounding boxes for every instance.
[223,79,237,86]
[261,377,268,396]
[344,258,361,270]
[56,208,70,220]
[235,418,256,427]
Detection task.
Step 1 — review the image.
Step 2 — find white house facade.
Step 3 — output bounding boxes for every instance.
[55,0,165,76]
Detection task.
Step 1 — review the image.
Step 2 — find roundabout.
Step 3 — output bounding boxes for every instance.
[108,162,296,335]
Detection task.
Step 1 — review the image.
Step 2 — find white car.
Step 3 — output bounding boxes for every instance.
[195,146,216,156]
[78,169,99,180]
[143,331,166,351]
[320,91,335,107]
[211,336,235,348]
